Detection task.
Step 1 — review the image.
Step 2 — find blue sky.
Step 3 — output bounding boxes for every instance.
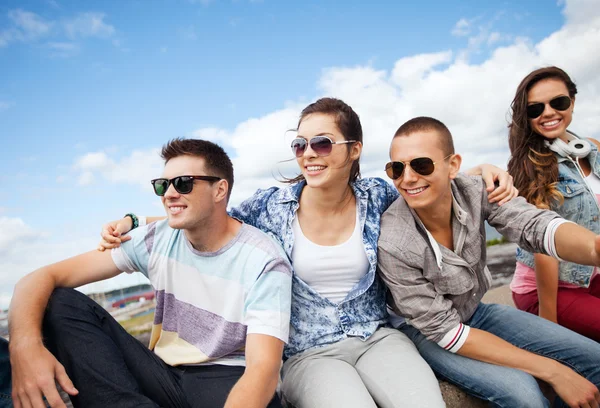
[1,0,599,307]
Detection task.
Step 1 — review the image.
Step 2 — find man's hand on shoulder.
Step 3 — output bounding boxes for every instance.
[10,339,78,408]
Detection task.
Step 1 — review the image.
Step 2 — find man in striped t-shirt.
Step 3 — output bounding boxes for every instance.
[9,139,292,408]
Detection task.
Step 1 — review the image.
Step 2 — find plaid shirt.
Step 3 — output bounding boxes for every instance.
[378,174,560,344]
[231,177,399,358]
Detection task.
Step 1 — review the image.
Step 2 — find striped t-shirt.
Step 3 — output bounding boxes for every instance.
[111,220,292,367]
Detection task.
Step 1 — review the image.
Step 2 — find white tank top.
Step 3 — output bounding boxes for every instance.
[585,171,600,203]
[291,205,370,304]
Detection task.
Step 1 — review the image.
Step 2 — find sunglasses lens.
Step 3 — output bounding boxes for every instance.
[550,96,571,111]
[152,179,168,196]
[173,176,194,194]
[526,103,545,119]
[310,136,334,156]
[411,158,436,176]
[385,162,405,180]
[291,138,307,157]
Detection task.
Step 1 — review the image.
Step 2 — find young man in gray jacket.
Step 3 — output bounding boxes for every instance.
[378,116,600,408]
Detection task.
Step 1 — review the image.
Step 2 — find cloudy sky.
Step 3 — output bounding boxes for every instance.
[1,0,599,308]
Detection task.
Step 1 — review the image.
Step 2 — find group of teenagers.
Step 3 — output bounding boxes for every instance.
[4,65,600,408]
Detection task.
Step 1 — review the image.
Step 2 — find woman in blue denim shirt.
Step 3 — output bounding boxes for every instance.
[101,98,516,407]
[508,66,600,341]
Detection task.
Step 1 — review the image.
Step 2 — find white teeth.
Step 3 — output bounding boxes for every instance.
[542,120,560,127]
[407,187,427,194]
[170,206,185,212]
[307,166,326,172]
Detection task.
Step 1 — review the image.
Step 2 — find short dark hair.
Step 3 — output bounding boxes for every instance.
[161,138,234,201]
[393,116,455,156]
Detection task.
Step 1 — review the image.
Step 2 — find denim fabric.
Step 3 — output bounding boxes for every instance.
[400,303,600,408]
[230,177,399,358]
[516,138,600,287]
[0,338,12,408]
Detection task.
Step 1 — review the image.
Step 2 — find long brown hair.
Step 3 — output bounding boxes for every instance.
[284,97,363,184]
[507,66,577,209]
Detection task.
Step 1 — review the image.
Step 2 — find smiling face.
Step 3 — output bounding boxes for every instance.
[389,130,461,212]
[527,78,575,142]
[160,155,221,230]
[296,113,361,190]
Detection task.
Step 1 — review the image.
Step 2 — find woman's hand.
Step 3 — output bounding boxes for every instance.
[467,164,519,205]
[97,217,133,251]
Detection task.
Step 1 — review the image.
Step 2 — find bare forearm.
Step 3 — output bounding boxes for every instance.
[225,369,278,408]
[534,255,559,322]
[9,270,57,346]
[554,222,597,265]
[458,328,560,382]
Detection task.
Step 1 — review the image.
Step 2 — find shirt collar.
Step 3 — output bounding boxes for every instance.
[276,177,378,205]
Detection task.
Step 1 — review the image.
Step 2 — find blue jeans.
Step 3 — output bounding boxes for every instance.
[400,303,600,408]
[0,338,12,408]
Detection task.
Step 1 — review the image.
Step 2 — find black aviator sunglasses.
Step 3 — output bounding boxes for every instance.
[385,154,453,180]
[526,95,572,119]
[151,175,221,196]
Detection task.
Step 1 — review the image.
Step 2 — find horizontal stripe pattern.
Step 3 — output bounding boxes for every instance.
[157,290,247,358]
[438,323,470,353]
[114,220,291,366]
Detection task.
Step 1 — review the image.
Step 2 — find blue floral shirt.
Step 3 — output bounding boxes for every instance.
[230,177,399,358]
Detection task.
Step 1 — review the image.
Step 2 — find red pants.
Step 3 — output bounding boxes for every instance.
[512,277,600,342]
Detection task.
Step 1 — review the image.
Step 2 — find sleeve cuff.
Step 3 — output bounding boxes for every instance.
[437,323,471,353]
[138,216,147,227]
[544,219,574,261]
[110,247,137,274]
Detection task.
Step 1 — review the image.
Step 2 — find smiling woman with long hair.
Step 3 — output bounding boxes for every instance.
[508,66,600,341]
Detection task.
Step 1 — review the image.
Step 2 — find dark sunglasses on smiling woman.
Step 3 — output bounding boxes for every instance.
[151,175,221,196]
[291,136,358,158]
[526,95,572,119]
[385,154,453,180]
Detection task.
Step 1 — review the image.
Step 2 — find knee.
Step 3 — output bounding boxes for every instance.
[44,288,92,329]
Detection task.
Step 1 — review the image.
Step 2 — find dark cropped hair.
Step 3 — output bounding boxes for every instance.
[161,138,234,201]
[393,116,455,156]
[286,97,363,184]
[507,66,577,209]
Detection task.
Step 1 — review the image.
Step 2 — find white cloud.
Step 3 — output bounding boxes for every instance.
[0,217,46,257]
[452,18,471,36]
[63,12,115,39]
[77,171,94,186]
[0,9,116,50]
[8,9,53,39]
[0,9,53,47]
[47,41,79,57]
[72,148,164,191]
[0,216,150,310]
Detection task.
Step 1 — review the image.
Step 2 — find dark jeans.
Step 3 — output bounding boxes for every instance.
[0,337,12,408]
[43,288,282,408]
